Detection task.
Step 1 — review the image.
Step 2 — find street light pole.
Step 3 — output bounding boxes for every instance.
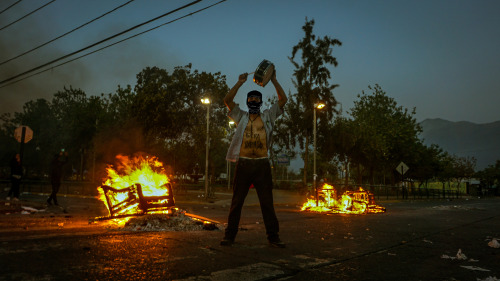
[313,102,325,207]
[201,98,211,199]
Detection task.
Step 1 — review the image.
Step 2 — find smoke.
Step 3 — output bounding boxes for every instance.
[91,118,149,183]
[0,1,182,116]
[0,10,93,115]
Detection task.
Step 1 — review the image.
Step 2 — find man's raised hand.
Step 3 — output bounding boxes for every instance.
[238,73,248,84]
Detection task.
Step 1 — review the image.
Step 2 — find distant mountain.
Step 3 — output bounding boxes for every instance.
[419,118,500,170]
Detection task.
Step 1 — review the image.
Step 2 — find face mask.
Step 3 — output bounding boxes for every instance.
[247,99,262,114]
[246,90,263,114]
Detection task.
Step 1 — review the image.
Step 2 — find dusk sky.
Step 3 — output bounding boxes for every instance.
[1,0,499,124]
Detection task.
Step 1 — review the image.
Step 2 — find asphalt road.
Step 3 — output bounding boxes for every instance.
[0,192,499,281]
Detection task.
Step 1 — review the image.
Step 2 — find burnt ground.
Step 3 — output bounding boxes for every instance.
[0,190,499,281]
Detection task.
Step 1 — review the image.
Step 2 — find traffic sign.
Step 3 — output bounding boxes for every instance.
[14,126,33,143]
[277,154,290,165]
[396,161,409,175]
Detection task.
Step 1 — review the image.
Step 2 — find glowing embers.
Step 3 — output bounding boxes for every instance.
[99,182,175,217]
[301,184,386,214]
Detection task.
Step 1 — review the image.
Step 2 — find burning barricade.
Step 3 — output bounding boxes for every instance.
[92,154,218,230]
[301,184,386,214]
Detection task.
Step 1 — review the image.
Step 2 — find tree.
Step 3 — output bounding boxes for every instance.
[349,84,422,185]
[91,85,143,181]
[435,151,455,197]
[452,155,476,195]
[11,98,58,177]
[476,160,500,195]
[1,64,232,184]
[285,18,342,186]
[0,87,109,180]
[0,112,25,178]
[410,143,445,189]
[100,85,136,126]
[132,64,229,178]
[51,87,107,180]
[318,115,358,187]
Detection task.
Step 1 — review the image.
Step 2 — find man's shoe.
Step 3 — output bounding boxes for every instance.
[220,238,234,246]
[269,239,286,248]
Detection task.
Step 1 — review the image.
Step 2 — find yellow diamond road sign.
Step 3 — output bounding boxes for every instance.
[396,161,409,175]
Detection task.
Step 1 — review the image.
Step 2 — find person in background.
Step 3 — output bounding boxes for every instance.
[47,150,68,206]
[7,153,22,201]
[220,69,287,248]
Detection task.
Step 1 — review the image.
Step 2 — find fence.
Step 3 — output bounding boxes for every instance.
[274,180,486,200]
[1,179,494,200]
[0,180,203,198]
[359,184,465,200]
[1,179,100,197]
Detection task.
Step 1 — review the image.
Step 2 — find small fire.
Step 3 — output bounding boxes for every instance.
[101,154,169,192]
[96,154,175,225]
[301,184,339,212]
[301,184,386,214]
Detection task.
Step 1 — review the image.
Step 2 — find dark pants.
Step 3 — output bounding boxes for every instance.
[224,158,280,241]
[8,178,21,198]
[48,181,61,204]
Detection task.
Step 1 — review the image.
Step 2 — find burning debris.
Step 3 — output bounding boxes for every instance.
[98,182,175,218]
[92,154,218,230]
[123,212,219,232]
[301,184,386,214]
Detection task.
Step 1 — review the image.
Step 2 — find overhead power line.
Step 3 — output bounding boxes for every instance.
[0,0,136,67]
[0,0,227,89]
[0,0,56,32]
[0,0,202,86]
[0,0,23,16]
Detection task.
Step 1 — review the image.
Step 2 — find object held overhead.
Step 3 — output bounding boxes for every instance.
[253,59,274,87]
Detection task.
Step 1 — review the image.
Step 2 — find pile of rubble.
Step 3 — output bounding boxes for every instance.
[111,212,220,232]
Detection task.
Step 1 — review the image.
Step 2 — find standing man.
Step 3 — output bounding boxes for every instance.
[7,153,22,201]
[47,150,68,206]
[221,69,287,248]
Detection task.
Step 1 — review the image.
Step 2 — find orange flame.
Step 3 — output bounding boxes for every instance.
[301,185,386,214]
[301,184,339,212]
[102,155,169,191]
[97,155,174,225]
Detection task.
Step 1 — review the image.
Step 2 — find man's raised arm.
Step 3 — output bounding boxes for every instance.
[270,70,287,109]
[224,73,248,111]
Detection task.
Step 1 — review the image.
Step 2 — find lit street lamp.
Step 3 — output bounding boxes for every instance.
[201,98,211,199]
[313,102,325,206]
